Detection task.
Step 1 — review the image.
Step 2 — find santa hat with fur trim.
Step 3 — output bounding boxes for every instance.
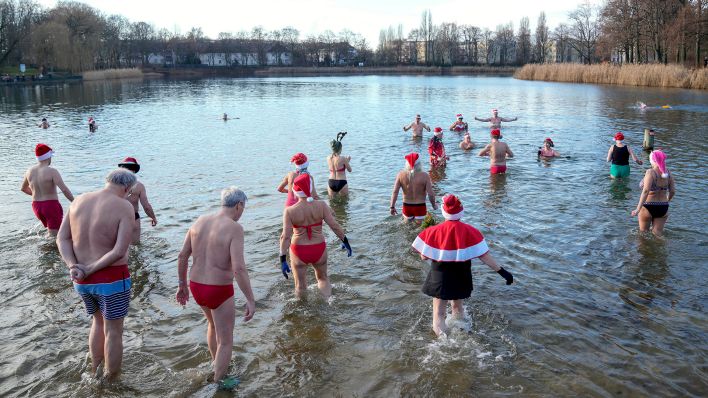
[118,157,141,173]
[292,173,314,202]
[35,143,54,161]
[456,114,463,119]
[441,194,464,221]
[291,152,309,170]
[434,127,443,136]
[405,152,420,169]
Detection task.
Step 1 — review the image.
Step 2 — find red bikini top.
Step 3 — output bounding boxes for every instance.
[293,222,323,239]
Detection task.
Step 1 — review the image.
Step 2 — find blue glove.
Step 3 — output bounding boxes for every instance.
[341,236,352,257]
[279,255,290,279]
[497,267,513,285]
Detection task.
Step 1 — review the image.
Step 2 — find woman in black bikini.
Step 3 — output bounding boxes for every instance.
[327,132,352,197]
[631,150,675,236]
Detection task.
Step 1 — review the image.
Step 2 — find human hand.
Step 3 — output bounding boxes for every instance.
[497,267,514,285]
[151,217,158,227]
[243,300,255,322]
[70,264,86,282]
[341,236,352,257]
[390,207,397,215]
[176,283,189,306]
[280,255,291,279]
[631,209,639,217]
[636,159,644,165]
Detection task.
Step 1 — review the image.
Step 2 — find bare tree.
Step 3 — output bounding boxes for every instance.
[517,17,532,64]
[568,1,601,63]
[535,11,550,63]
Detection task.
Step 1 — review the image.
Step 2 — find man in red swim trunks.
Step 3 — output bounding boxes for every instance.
[21,143,74,236]
[57,168,137,380]
[478,129,514,174]
[390,153,437,223]
[175,187,256,385]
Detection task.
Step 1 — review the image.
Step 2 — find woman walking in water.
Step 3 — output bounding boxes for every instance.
[277,153,319,207]
[279,173,352,298]
[631,150,675,236]
[607,132,642,179]
[327,132,352,197]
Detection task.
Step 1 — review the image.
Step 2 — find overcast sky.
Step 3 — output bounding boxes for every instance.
[37,0,603,45]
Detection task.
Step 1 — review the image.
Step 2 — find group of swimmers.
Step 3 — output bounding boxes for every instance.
[38,117,98,132]
[20,105,676,387]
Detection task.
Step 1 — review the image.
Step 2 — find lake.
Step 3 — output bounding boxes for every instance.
[0,75,706,397]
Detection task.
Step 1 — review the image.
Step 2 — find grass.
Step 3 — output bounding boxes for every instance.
[82,68,143,81]
[1,66,40,75]
[514,63,708,90]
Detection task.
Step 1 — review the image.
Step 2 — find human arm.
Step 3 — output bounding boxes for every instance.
[448,122,457,131]
[478,144,491,157]
[56,209,81,280]
[631,170,652,216]
[323,203,351,256]
[389,175,401,215]
[505,144,514,158]
[138,186,157,226]
[278,208,292,279]
[500,116,518,122]
[628,146,643,164]
[82,205,133,277]
[175,229,192,305]
[230,225,255,321]
[553,150,561,157]
[426,175,437,210]
[53,171,74,202]
[20,173,32,196]
[479,252,513,285]
[277,174,289,193]
[475,117,491,122]
[345,156,352,172]
[403,123,412,132]
[423,123,431,132]
[606,146,614,162]
[311,175,320,200]
[668,175,676,201]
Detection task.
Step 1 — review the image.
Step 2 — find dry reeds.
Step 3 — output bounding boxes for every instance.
[82,68,143,81]
[514,63,708,90]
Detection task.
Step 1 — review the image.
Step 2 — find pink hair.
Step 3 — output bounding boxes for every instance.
[650,150,668,178]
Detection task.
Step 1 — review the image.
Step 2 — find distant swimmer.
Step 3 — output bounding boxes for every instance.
[478,129,513,174]
[631,150,675,236]
[637,101,648,110]
[607,132,642,179]
[390,153,437,223]
[21,144,74,236]
[56,169,137,380]
[428,127,448,168]
[459,132,475,150]
[411,194,513,337]
[474,109,518,129]
[38,118,50,129]
[403,114,431,137]
[327,132,352,196]
[118,157,158,244]
[277,153,319,207]
[175,187,256,386]
[538,137,561,158]
[223,113,228,121]
[279,173,352,298]
[88,117,98,132]
[449,114,468,133]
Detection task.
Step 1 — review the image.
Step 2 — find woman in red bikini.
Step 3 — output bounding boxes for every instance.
[277,152,319,207]
[279,173,352,298]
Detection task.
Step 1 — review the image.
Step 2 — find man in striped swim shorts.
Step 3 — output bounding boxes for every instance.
[57,168,137,380]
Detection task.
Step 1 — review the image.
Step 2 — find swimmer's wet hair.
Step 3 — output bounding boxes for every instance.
[106,168,137,188]
[221,186,247,208]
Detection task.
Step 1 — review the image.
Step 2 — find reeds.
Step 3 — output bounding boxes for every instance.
[514,63,708,90]
[82,68,143,81]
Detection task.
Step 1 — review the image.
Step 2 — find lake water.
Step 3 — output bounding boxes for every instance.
[0,76,706,397]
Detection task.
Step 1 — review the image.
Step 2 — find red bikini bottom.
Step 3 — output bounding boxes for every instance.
[290,242,326,264]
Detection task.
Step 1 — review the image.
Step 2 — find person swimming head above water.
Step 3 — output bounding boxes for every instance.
[459,133,475,150]
[538,137,560,158]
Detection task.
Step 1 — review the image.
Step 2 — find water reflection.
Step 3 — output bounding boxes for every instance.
[483,173,508,209]
[618,234,669,312]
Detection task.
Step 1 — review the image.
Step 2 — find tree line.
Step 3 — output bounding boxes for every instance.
[0,0,706,73]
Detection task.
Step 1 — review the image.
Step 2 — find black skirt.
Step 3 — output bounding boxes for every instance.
[422,260,473,300]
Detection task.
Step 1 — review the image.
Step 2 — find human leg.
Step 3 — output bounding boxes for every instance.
[450,300,465,319]
[89,313,105,374]
[290,256,309,298]
[651,215,668,236]
[432,298,448,336]
[210,297,236,382]
[201,306,217,360]
[103,317,125,380]
[312,252,331,298]
[132,218,141,244]
[637,207,652,232]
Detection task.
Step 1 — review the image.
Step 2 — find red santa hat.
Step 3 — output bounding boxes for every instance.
[118,157,141,173]
[491,129,502,138]
[291,152,309,170]
[411,210,489,262]
[405,152,420,169]
[456,114,463,119]
[441,194,464,221]
[614,132,624,141]
[35,143,54,161]
[434,127,443,136]
[292,173,314,202]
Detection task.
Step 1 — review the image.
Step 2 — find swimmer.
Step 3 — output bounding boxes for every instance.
[449,114,468,133]
[607,132,642,179]
[637,101,648,110]
[38,118,50,129]
[428,127,448,168]
[478,129,513,174]
[118,157,158,244]
[474,109,518,129]
[56,169,137,380]
[412,194,513,337]
[327,132,351,196]
[459,133,475,150]
[279,173,352,298]
[403,114,431,137]
[277,153,320,207]
[88,117,97,132]
[538,137,560,158]
[390,153,437,223]
[631,150,675,236]
[223,113,228,121]
[20,144,74,236]
[175,187,256,384]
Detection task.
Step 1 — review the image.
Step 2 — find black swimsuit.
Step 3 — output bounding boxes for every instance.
[640,170,671,219]
[328,157,347,192]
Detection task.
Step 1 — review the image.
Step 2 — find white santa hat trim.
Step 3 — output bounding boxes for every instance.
[295,160,309,170]
[441,208,464,221]
[412,236,489,262]
[37,151,54,161]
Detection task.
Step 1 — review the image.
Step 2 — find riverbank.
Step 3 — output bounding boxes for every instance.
[82,68,144,80]
[514,63,708,90]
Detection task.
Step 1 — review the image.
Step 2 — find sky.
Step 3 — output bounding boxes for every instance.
[37,0,604,45]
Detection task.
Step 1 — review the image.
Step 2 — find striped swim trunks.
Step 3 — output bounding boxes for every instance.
[73,264,131,320]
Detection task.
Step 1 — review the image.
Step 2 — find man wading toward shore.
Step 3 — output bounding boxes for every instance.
[175,187,255,387]
[57,169,136,380]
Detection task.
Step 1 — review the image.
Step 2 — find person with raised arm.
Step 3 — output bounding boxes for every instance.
[474,108,518,129]
[403,114,431,137]
[449,114,468,133]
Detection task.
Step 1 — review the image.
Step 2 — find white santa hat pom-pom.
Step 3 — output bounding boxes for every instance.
[307,197,314,202]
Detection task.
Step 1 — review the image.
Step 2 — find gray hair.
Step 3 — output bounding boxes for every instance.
[106,168,137,188]
[221,186,247,208]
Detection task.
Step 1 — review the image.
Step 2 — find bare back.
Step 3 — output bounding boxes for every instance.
[26,165,60,201]
[489,141,511,166]
[68,191,134,266]
[398,170,431,203]
[126,181,145,211]
[188,213,242,285]
[285,200,344,245]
